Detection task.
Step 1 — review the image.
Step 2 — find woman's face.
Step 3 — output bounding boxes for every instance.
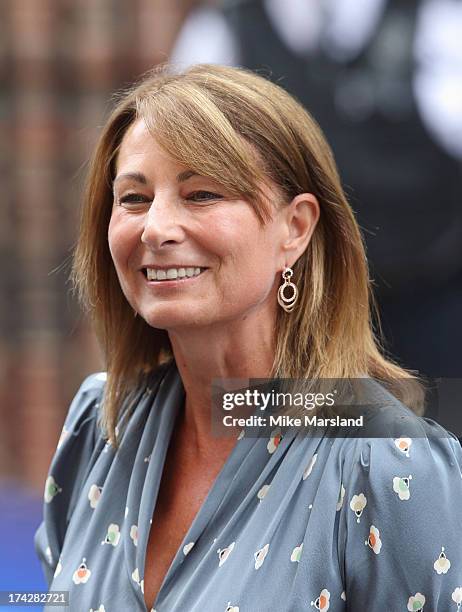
[108,118,292,332]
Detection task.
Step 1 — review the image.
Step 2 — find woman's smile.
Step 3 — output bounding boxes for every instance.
[141,266,209,286]
[108,118,289,331]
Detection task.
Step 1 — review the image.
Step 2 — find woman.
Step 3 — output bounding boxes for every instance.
[35,64,462,611]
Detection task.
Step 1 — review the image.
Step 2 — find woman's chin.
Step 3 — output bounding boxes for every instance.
[139,308,209,332]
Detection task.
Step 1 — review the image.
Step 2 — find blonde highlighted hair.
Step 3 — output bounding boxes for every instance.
[72,63,423,447]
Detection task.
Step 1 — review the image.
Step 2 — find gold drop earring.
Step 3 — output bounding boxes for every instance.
[277,266,298,313]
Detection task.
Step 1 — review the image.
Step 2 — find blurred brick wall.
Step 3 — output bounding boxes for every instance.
[1,0,199,490]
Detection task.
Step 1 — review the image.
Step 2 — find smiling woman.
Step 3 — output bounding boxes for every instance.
[108,116,305,336]
[34,64,462,612]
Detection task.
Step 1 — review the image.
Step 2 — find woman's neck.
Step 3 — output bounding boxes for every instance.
[167,313,276,459]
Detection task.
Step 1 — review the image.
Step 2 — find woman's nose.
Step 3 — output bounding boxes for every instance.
[140,197,186,250]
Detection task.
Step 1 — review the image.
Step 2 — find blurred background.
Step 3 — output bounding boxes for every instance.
[1,0,461,597]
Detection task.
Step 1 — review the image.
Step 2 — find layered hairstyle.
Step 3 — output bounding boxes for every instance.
[72,63,422,446]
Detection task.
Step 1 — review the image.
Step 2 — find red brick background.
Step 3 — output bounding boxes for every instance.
[1,0,199,489]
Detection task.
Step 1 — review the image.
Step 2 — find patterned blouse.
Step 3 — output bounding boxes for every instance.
[35,360,462,611]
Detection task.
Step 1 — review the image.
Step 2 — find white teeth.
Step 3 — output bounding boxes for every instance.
[145,267,205,281]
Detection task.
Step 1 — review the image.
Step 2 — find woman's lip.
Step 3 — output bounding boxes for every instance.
[141,268,208,285]
[141,266,208,270]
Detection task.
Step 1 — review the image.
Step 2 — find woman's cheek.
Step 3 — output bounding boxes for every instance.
[201,214,257,255]
[108,215,139,264]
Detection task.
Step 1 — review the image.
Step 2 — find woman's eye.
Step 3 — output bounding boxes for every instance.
[187,191,222,202]
[115,191,222,207]
[118,193,150,205]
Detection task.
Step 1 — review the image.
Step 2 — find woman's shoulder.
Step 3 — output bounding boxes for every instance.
[44,362,172,480]
[62,361,174,441]
[56,372,107,447]
[35,372,110,581]
[46,372,109,495]
[77,371,107,394]
[335,390,462,609]
[340,381,462,474]
[65,371,107,418]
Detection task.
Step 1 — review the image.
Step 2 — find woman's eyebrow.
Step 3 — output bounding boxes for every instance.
[177,170,199,182]
[113,170,199,185]
[113,172,147,185]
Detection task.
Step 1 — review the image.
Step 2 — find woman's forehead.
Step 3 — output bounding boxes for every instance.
[115,120,184,174]
[118,119,158,156]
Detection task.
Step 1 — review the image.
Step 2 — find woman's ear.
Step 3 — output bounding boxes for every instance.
[281,193,320,264]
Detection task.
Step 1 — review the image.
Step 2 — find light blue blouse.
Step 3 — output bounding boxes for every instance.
[35,361,462,611]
